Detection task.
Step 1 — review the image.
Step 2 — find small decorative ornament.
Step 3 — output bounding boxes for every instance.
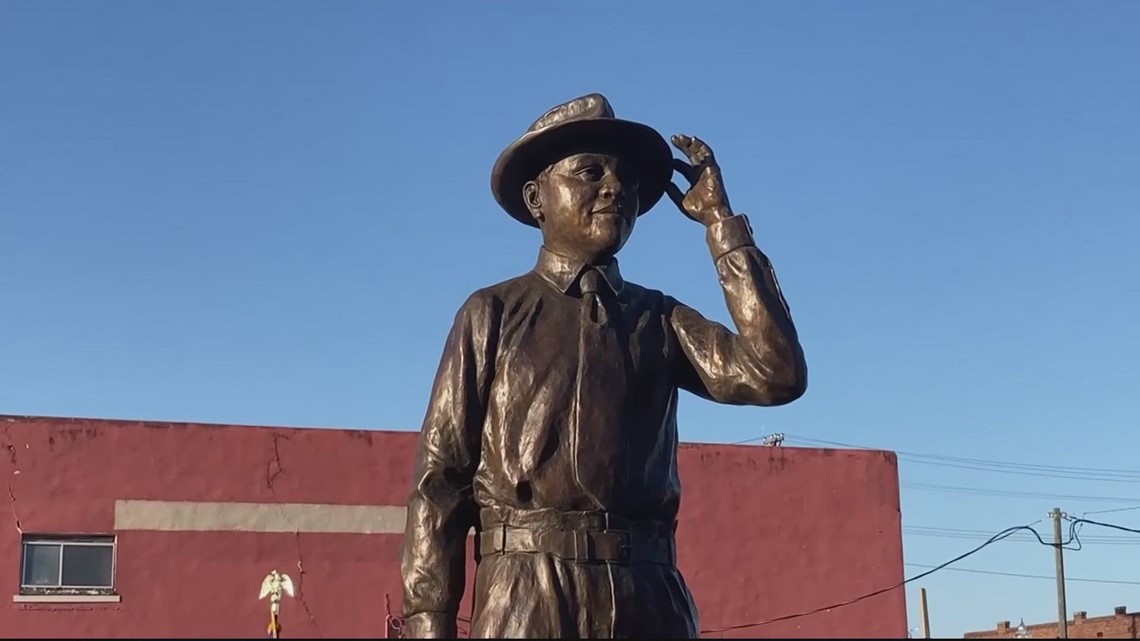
[259,570,295,639]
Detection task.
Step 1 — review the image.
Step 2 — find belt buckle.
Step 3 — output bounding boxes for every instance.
[497,523,508,554]
[600,513,633,564]
[608,529,632,563]
[572,530,593,562]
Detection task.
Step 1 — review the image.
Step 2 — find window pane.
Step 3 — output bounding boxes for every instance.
[22,543,61,587]
[61,544,113,588]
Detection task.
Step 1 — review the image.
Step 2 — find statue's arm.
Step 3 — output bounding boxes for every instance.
[669,214,807,406]
[400,293,496,638]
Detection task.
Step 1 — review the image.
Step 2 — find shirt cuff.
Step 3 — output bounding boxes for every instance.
[706,214,756,261]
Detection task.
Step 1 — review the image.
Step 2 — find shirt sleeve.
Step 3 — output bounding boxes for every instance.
[668,214,808,406]
[400,292,497,638]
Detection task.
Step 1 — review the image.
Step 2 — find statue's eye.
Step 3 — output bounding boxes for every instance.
[615,163,639,189]
[576,165,604,181]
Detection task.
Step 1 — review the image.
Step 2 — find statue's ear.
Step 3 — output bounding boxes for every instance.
[523,180,543,224]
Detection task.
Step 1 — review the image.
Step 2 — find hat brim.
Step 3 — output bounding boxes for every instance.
[491,118,673,228]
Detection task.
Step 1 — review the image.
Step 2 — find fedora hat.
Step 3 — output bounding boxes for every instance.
[490,93,673,227]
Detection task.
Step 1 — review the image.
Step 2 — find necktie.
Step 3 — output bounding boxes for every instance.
[572,268,627,508]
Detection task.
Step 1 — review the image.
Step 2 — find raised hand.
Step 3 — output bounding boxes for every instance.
[664,134,734,227]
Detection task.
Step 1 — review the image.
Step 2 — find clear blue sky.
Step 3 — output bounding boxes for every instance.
[2,1,1137,637]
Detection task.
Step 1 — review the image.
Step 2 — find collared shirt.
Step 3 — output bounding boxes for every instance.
[401,214,807,634]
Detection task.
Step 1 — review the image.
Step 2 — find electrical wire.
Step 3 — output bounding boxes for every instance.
[698,513,1140,633]
[698,520,1053,634]
[1081,504,1140,516]
[778,434,1139,474]
[767,434,1140,482]
[901,481,1140,505]
[903,524,1133,546]
[903,563,1140,586]
[890,458,1140,483]
[779,434,1140,477]
[1067,516,1140,536]
[1068,518,1086,552]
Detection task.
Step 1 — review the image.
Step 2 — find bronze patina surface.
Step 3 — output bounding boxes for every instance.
[400,93,807,638]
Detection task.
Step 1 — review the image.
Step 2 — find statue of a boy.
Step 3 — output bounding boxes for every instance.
[401,93,807,638]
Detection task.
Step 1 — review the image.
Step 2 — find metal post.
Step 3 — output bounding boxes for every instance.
[1052,508,1068,639]
[918,587,931,638]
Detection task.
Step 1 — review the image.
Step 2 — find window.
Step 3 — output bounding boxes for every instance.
[20,536,115,595]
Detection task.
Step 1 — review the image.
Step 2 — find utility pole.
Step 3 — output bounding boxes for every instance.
[918,587,931,638]
[1052,507,1068,639]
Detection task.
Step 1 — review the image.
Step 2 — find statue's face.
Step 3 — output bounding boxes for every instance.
[524,151,640,263]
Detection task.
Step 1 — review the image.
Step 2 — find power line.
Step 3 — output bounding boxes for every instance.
[694,513,1140,634]
[904,525,1139,545]
[772,434,1140,477]
[904,563,1140,586]
[699,520,1052,634]
[906,524,1126,538]
[778,435,1140,475]
[775,435,1140,483]
[1081,504,1140,516]
[1068,516,1140,536]
[902,481,1140,505]
[705,436,1140,633]
[894,458,1140,483]
[905,524,1133,540]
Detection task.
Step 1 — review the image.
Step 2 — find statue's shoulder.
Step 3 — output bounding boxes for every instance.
[621,278,674,309]
[450,271,540,324]
[468,271,538,303]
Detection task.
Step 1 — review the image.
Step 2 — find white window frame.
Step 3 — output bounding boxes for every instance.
[18,535,117,597]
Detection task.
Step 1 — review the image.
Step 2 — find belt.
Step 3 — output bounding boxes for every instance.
[477,508,677,566]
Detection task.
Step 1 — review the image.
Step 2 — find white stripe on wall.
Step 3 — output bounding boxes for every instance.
[114,499,408,534]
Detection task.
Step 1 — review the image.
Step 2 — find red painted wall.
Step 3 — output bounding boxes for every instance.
[0,415,905,638]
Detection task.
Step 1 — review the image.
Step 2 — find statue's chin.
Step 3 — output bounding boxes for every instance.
[586,223,630,258]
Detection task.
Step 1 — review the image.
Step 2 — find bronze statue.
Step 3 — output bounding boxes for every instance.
[400,93,807,638]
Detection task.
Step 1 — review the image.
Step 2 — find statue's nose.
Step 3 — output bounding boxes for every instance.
[600,178,622,199]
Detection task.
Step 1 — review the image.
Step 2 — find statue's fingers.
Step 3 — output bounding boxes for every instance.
[665,182,702,223]
[701,163,721,184]
[687,135,714,166]
[671,133,699,161]
[665,182,686,209]
[672,158,697,184]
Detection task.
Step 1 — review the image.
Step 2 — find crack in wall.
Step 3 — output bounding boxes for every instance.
[264,433,321,636]
[3,425,22,534]
[293,531,321,635]
[266,434,285,491]
[7,480,21,534]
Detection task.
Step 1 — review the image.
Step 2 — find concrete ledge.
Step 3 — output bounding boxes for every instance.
[13,594,121,603]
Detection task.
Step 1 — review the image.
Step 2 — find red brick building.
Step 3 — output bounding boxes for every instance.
[964,607,1140,638]
[0,414,906,638]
